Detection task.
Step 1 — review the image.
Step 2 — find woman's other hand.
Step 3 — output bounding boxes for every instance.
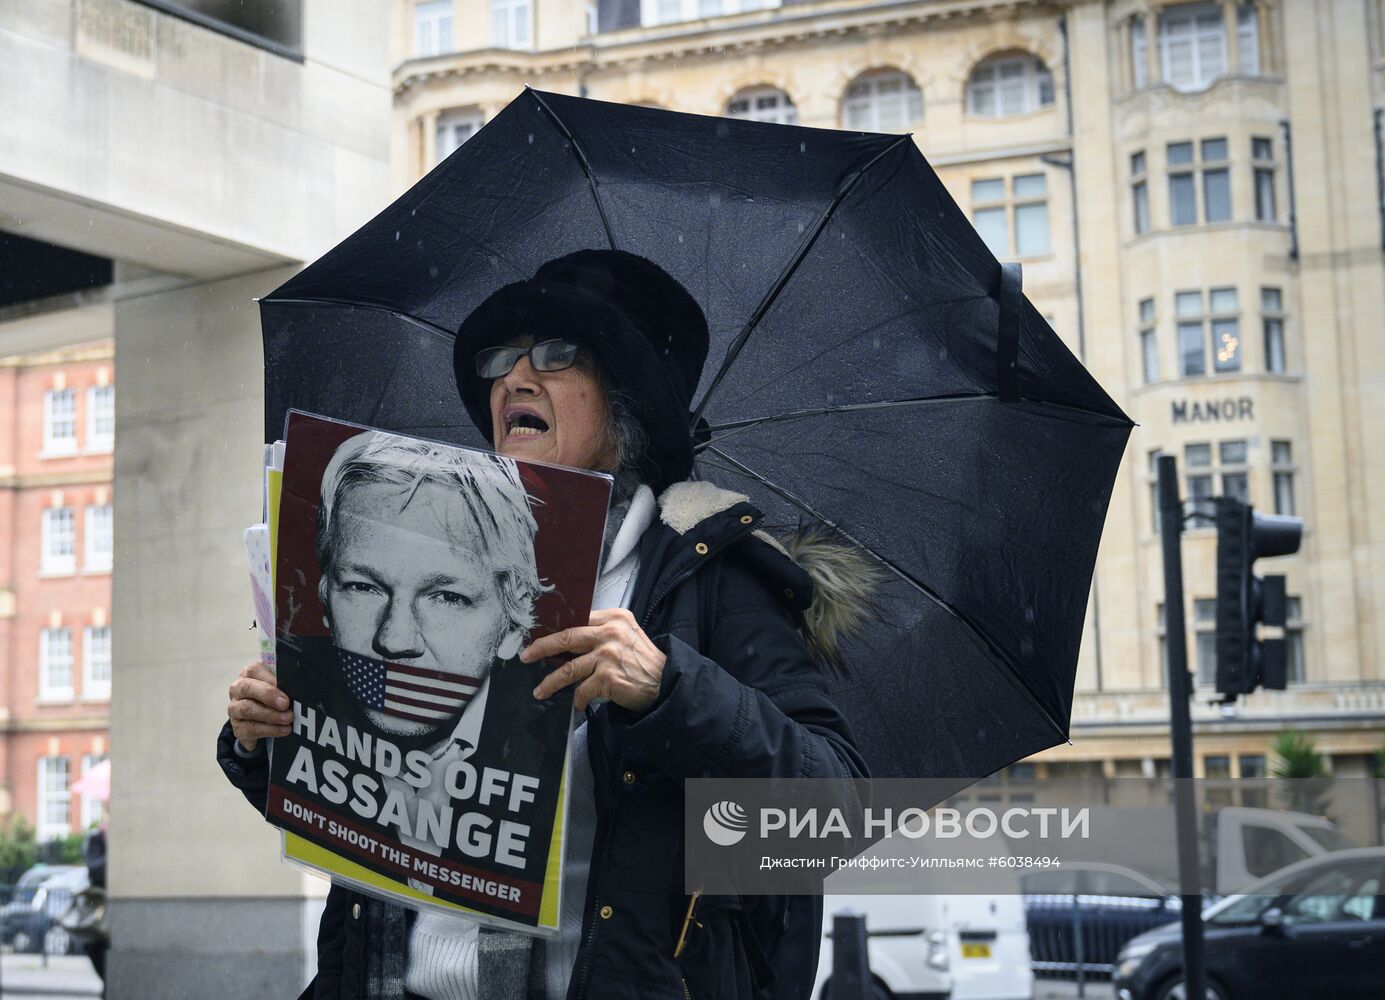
[227,661,293,752]
[525,608,667,712]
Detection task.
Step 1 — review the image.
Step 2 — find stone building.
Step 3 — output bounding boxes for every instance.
[0,262,113,845]
[388,0,1385,794]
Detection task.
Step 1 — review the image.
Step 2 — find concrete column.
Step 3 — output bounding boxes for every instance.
[1144,9,1161,85]
[1222,0,1240,74]
[106,267,328,999]
[422,110,441,172]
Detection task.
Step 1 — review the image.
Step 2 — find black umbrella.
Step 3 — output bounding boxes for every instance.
[259,88,1132,784]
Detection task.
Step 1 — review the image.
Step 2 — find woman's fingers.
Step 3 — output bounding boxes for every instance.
[519,626,601,664]
[228,661,291,752]
[532,650,599,701]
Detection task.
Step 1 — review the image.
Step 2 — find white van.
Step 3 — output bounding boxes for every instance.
[813,892,1033,1000]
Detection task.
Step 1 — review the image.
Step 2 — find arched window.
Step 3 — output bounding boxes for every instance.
[966,52,1055,117]
[726,86,797,125]
[842,70,923,131]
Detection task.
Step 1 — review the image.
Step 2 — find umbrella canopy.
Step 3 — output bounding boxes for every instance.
[72,758,110,801]
[259,88,1132,783]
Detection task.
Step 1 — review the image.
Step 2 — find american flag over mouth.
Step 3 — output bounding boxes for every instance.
[337,648,481,724]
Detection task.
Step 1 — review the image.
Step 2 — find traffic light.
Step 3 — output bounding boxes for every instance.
[1214,498,1303,699]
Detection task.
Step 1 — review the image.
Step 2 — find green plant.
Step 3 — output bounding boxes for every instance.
[1372,740,1385,780]
[1270,729,1332,817]
[0,814,39,886]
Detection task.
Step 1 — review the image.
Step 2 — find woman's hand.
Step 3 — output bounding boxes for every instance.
[525,608,667,712]
[227,661,293,752]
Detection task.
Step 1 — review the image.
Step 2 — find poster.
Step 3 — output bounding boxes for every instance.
[263,410,611,933]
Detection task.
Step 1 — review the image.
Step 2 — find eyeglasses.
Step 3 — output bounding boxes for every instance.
[475,339,581,379]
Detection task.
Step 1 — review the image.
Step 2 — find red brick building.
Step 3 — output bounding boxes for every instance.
[0,340,113,843]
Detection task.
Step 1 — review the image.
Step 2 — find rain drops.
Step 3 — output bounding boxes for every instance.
[394,231,400,242]
[428,265,439,278]
[527,133,534,144]
[799,141,806,154]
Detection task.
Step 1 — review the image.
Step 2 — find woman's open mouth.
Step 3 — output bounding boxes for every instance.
[504,407,549,438]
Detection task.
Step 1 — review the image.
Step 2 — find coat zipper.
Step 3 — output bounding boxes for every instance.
[638,524,754,632]
[573,522,752,1000]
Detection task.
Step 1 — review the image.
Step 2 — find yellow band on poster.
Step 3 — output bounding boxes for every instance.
[282,763,567,931]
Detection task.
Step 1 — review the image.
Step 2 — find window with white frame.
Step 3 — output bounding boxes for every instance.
[1139,297,1158,383]
[87,385,114,450]
[843,70,923,131]
[971,174,1051,258]
[1194,597,1218,685]
[1261,286,1286,373]
[436,108,484,163]
[41,507,76,575]
[491,0,532,49]
[1167,138,1230,226]
[726,86,797,125]
[585,1,598,35]
[414,0,453,57]
[85,504,113,573]
[40,626,73,699]
[966,53,1054,118]
[1219,438,1249,503]
[81,754,107,830]
[84,625,111,699]
[37,757,70,841]
[1184,442,1215,527]
[643,0,779,26]
[1149,448,1167,533]
[1131,150,1151,235]
[1175,287,1240,376]
[43,389,77,454]
[1271,439,1296,516]
[1252,136,1277,222]
[1285,595,1305,683]
[1158,2,1227,91]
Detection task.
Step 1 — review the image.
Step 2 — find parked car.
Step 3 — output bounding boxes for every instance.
[1023,863,1183,978]
[0,866,86,955]
[0,864,79,945]
[1114,847,1385,1000]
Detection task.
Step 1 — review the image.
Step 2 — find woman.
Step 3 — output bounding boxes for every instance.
[221,249,874,1000]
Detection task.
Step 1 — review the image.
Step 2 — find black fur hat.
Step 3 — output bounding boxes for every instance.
[453,249,709,491]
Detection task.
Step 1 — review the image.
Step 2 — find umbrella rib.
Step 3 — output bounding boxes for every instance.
[699,393,1134,448]
[704,444,1069,743]
[527,88,617,251]
[265,297,458,341]
[690,134,914,426]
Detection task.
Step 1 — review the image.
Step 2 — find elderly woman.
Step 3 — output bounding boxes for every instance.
[220,249,871,1000]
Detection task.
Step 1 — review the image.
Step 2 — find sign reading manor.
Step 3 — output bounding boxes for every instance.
[1171,397,1253,424]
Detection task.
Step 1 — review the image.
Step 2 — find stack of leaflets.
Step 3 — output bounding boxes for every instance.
[246,410,612,935]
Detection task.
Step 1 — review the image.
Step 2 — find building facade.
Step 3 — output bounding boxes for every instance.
[0,338,113,843]
[388,0,1385,788]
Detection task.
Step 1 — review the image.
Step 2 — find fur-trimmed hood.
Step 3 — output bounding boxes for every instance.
[656,481,882,668]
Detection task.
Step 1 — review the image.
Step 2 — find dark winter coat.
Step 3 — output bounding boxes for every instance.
[217,481,871,1000]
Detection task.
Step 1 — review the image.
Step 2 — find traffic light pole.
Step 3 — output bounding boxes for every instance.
[1156,455,1208,1000]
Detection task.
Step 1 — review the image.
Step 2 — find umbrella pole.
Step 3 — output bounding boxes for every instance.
[1156,456,1209,1000]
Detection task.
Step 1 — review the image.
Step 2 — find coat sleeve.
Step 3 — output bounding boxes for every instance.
[614,554,868,782]
[216,719,271,813]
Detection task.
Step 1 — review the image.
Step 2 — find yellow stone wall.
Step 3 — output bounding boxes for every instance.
[388,0,1385,772]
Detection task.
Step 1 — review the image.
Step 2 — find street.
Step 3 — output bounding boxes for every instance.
[1034,980,1117,1000]
[0,955,101,998]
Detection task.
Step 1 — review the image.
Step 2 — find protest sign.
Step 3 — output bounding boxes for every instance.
[263,410,610,933]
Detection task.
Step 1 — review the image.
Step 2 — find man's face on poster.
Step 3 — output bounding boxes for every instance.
[321,479,522,738]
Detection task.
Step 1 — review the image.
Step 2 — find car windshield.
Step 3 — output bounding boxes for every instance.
[1298,824,1354,853]
[1207,857,1384,925]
